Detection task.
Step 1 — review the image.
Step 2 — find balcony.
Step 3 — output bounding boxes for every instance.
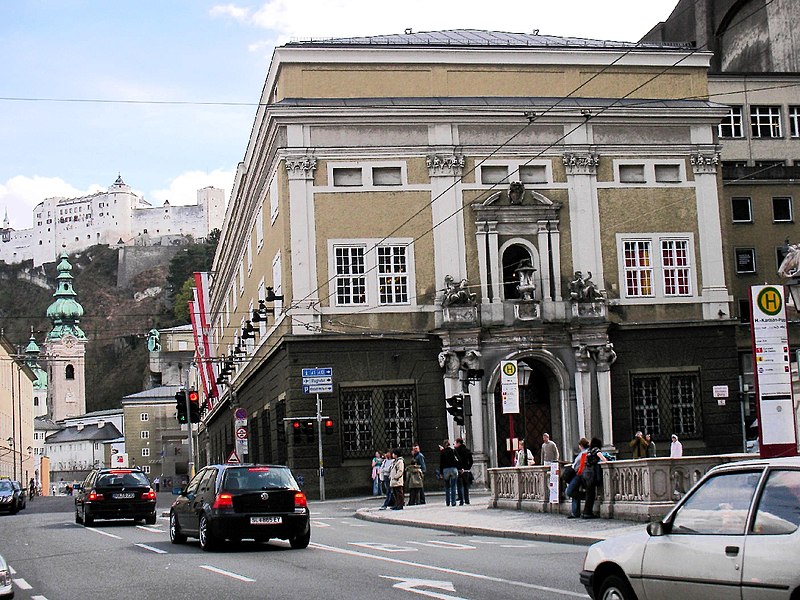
[722,164,800,182]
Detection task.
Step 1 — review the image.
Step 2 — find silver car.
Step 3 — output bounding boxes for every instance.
[580,455,800,599]
[0,553,12,599]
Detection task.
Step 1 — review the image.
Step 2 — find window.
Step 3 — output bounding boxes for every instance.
[340,385,416,459]
[139,413,149,422]
[141,447,150,457]
[270,177,279,224]
[623,240,653,297]
[631,372,701,438]
[519,165,548,184]
[773,197,793,222]
[654,164,681,183]
[65,364,75,380]
[334,246,366,305]
[619,164,646,183]
[738,299,751,323]
[377,246,408,304]
[661,240,691,295]
[247,236,253,273]
[256,204,264,252]
[671,471,760,535]
[750,105,782,138]
[752,470,800,535]
[735,248,757,274]
[332,167,363,186]
[140,431,150,439]
[372,167,402,186]
[141,465,151,474]
[481,165,509,185]
[731,197,752,223]
[789,106,800,138]
[719,106,744,138]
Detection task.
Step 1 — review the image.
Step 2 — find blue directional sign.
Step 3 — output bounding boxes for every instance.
[302,367,332,378]
[302,367,333,394]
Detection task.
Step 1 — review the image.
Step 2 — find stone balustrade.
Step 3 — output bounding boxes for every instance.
[488,454,751,521]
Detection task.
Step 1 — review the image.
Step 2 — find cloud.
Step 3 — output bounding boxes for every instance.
[150,169,234,207]
[209,4,251,22]
[0,176,104,230]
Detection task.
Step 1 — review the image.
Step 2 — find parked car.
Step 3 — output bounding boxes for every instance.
[0,480,23,515]
[74,467,157,526]
[170,464,310,551]
[580,456,800,599]
[10,482,25,511]
[0,553,12,598]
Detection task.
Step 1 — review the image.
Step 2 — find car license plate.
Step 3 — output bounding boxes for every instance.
[250,516,282,525]
[113,493,135,499]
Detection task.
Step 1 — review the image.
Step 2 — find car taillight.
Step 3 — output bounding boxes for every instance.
[212,493,233,509]
[141,489,156,500]
[87,491,104,501]
[294,492,308,509]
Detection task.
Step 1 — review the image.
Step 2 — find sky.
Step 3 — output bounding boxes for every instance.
[0,0,680,230]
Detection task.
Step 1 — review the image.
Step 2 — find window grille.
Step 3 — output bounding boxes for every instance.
[341,385,416,459]
[631,372,702,439]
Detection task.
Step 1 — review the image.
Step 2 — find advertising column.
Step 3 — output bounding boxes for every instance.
[750,285,798,458]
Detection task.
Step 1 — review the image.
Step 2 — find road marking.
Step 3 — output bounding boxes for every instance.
[343,522,367,527]
[382,576,466,600]
[136,543,167,554]
[199,565,256,582]
[350,542,418,553]
[136,525,163,533]
[81,527,122,540]
[8,566,15,575]
[311,520,331,527]
[311,543,586,598]
[13,578,32,590]
[407,540,476,550]
[32,596,49,600]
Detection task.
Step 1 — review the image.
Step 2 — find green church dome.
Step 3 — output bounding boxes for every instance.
[46,251,86,341]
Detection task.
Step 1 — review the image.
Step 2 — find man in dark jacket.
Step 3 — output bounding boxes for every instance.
[454,438,474,505]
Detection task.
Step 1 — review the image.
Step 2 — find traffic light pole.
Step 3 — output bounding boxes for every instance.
[185,389,195,479]
[316,394,325,502]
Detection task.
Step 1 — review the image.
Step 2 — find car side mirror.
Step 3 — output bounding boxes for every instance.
[647,520,671,536]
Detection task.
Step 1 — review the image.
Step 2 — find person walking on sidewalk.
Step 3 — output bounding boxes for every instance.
[514,439,534,466]
[371,451,383,496]
[411,444,427,504]
[670,434,683,458]
[389,448,406,510]
[455,438,474,505]
[379,450,395,509]
[565,437,590,518]
[438,439,460,507]
[581,437,608,519]
[405,458,424,505]
[540,433,560,466]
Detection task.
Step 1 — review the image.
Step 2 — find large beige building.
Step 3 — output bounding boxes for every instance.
[0,336,36,482]
[201,30,739,497]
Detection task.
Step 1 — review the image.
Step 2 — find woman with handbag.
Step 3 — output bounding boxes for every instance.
[565,438,590,518]
[581,437,608,519]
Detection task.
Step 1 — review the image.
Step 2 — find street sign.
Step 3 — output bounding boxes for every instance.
[236,426,248,440]
[500,360,519,414]
[302,367,332,378]
[303,384,333,394]
[302,376,332,385]
[234,407,248,420]
[226,450,240,464]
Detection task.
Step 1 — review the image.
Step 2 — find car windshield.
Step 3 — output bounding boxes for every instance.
[96,471,150,487]
[223,467,298,491]
[0,481,12,492]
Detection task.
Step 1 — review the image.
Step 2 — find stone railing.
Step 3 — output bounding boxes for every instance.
[488,454,751,521]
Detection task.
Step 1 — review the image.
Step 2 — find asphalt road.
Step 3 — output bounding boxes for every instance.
[0,494,589,600]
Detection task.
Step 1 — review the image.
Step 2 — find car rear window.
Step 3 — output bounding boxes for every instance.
[96,472,150,487]
[752,470,800,535]
[222,467,298,491]
[0,481,12,491]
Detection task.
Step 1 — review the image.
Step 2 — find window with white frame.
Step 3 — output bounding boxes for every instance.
[480,165,509,185]
[731,197,753,223]
[790,106,800,138]
[238,261,245,296]
[247,236,253,274]
[654,164,681,183]
[773,196,793,222]
[619,164,646,183]
[719,106,744,138]
[372,166,402,186]
[139,413,149,421]
[519,164,548,184]
[331,240,413,308]
[272,252,283,314]
[620,235,695,300]
[270,177,279,224]
[140,430,150,439]
[332,167,363,186]
[256,203,264,252]
[735,248,756,274]
[142,447,150,457]
[142,465,151,474]
[750,105,782,138]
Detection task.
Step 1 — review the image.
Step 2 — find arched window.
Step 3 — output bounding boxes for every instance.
[65,364,75,380]
[502,245,533,300]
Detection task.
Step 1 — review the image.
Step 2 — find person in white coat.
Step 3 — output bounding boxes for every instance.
[670,434,683,458]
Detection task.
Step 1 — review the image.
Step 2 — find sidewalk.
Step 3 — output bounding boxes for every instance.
[354,491,644,546]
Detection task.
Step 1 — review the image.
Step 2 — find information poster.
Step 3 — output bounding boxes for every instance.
[501,360,519,414]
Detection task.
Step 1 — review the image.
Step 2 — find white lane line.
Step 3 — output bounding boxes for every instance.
[13,578,32,590]
[136,543,167,554]
[406,540,476,550]
[32,596,49,600]
[312,520,331,528]
[136,525,163,533]
[81,527,122,539]
[199,565,256,583]
[311,542,587,598]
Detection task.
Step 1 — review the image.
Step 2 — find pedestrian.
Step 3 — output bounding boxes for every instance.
[389,448,405,510]
[645,433,657,457]
[153,476,160,492]
[514,439,535,466]
[405,459,424,505]
[581,437,608,519]
[29,478,36,499]
[540,432,560,466]
[670,434,683,458]
[454,438,474,505]
[629,431,648,458]
[371,451,383,495]
[438,439,460,507]
[565,437,590,518]
[379,450,395,509]
[411,444,427,504]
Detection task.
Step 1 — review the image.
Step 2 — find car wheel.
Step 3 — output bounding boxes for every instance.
[289,528,311,549]
[84,511,94,527]
[169,512,187,544]
[146,511,157,525]
[598,574,637,600]
[199,515,218,551]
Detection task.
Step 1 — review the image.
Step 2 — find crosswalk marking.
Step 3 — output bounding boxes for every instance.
[406,540,476,550]
[136,543,167,554]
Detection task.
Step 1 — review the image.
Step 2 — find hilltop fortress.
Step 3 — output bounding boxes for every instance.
[0,176,225,266]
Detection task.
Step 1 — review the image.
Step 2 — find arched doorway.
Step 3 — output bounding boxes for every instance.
[501,244,532,300]
[493,359,554,467]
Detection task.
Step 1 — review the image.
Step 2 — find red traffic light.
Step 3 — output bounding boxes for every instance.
[293,421,301,429]
[324,419,333,428]
[188,391,199,403]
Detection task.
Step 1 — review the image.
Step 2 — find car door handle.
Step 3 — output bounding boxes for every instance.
[725,545,740,556]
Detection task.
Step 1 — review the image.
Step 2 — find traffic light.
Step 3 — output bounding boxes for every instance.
[291,420,302,444]
[324,419,334,435]
[446,394,465,426]
[175,390,188,424]
[188,390,201,423]
[303,420,315,443]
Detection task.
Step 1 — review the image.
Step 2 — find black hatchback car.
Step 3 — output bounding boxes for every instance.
[75,467,157,526]
[0,479,23,514]
[169,464,310,551]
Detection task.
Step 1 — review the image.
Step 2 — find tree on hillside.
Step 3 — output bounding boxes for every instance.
[167,229,220,322]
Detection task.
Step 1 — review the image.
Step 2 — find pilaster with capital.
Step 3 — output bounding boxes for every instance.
[429,154,468,305]
[562,152,599,176]
[563,152,604,286]
[285,156,317,180]
[426,154,465,178]
[689,152,720,175]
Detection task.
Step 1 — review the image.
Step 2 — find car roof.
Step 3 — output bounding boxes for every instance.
[711,455,800,472]
[205,464,291,470]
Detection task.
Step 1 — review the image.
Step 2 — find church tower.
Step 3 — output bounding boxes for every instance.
[24,331,49,418]
[45,251,87,421]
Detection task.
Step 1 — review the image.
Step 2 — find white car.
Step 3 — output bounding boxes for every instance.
[0,553,12,599]
[580,455,800,599]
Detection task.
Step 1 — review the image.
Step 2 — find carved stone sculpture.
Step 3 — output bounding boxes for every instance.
[569,271,604,303]
[438,351,461,378]
[514,258,537,301]
[442,275,476,307]
[778,243,800,278]
[508,182,525,205]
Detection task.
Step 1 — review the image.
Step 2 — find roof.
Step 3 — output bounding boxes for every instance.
[44,422,123,443]
[285,29,690,51]
[121,385,182,403]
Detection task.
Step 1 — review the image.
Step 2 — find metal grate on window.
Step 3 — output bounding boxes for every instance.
[341,385,416,459]
[631,372,702,439]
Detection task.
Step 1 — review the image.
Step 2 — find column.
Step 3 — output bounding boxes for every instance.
[428,154,467,301]
[573,345,593,441]
[286,155,319,335]
[563,152,604,283]
[595,343,617,449]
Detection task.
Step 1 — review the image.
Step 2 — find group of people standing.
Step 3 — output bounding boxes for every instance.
[437,438,474,506]
[630,430,684,458]
[513,433,560,467]
[564,437,607,519]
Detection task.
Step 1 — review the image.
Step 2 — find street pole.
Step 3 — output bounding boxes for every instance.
[316,394,325,501]
[184,363,196,480]
[10,359,17,481]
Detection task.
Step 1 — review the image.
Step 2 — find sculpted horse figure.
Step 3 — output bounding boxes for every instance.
[778,243,800,278]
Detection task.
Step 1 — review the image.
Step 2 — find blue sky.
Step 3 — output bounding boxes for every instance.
[0,0,680,229]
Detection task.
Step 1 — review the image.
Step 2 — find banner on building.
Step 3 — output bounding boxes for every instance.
[190,272,219,408]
